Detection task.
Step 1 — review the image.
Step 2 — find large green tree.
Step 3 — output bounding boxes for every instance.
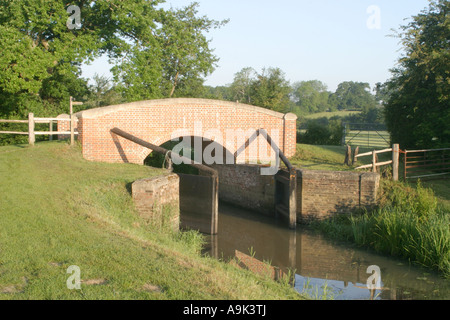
[113,2,228,101]
[329,81,377,112]
[384,0,449,149]
[0,0,226,115]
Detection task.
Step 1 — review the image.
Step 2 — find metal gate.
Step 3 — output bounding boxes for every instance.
[343,123,390,148]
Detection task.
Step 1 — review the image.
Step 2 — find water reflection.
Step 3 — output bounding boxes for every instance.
[202,202,450,300]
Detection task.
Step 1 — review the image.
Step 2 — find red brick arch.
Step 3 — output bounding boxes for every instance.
[76,98,297,165]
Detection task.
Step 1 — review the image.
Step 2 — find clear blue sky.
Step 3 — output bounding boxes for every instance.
[81,0,431,92]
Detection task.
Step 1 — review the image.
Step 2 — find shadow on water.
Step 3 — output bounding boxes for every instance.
[202,202,450,300]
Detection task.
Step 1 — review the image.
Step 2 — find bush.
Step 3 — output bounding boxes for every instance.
[298,120,343,146]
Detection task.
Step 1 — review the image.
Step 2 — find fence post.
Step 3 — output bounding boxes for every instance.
[70,114,75,146]
[28,113,35,146]
[344,145,352,166]
[392,144,399,181]
[352,146,359,165]
[372,150,377,172]
[404,150,407,181]
[49,120,53,141]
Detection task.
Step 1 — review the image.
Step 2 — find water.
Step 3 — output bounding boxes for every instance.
[202,202,450,300]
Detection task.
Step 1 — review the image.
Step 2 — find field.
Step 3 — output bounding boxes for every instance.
[303,110,361,120]
[344,129,390,148]
[0,141,303,300]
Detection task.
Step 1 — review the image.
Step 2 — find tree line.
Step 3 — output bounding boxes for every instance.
[203,67,384,118]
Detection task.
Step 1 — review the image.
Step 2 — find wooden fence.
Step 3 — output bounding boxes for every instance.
[0,113,78,146]
[353,144,400,181]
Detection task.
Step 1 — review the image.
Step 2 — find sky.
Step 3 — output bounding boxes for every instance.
[81,0,431,92]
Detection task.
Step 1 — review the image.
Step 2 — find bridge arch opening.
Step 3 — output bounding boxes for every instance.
[143,136,236,175]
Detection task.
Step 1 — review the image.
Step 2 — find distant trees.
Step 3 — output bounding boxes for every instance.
[210,66,381,117]
[384,0,449,149]
[292,80,331,114]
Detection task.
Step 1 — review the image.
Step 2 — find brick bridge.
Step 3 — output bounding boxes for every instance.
[74,98,298,165]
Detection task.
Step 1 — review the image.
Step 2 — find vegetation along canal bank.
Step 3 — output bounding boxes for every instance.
[292,144,449,282]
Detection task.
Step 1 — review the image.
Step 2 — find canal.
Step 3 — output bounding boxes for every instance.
[202,202,450,300]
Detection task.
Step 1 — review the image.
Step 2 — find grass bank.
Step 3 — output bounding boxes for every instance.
[0,141,303,300]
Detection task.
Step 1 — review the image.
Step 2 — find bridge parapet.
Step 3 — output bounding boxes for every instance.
[77,98,297,165]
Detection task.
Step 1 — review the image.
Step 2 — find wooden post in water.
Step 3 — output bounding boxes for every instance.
[28,113,35,146]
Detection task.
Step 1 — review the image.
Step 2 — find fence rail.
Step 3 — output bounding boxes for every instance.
[0,113,78,145]
[354,144,400,181]
[402,148,450,180]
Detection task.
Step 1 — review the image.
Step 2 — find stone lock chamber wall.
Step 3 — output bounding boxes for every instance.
[208,165,380,224]
[296,169,380,223]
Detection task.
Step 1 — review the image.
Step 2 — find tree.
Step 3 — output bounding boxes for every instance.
[329,81,377,112]
[249,67,292,112]
[158,3,228,98]
[384,0,449,149]
[0,0,227,118]
[292,80,331,114]
[230,67,256,104]
[0,0,167,115]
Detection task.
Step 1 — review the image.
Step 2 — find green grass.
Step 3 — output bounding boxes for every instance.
[303,110,361,120]
[0,141,304,300]
[289,144,352,171]
[345,130,390,148]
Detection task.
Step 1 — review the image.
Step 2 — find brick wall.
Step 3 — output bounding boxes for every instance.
[131,174,180,231]
[77,98,297,165]
[210,164,275,215]
[297,169,380,223]
[206,166,380,224]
